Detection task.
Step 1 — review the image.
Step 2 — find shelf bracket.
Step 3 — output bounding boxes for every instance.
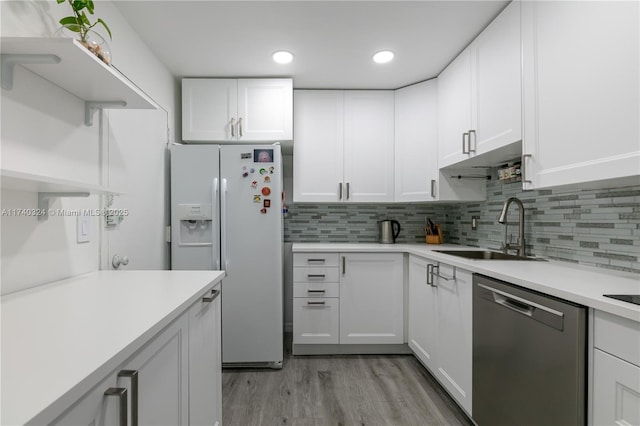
[1,53,61,90]
[85,100,127,126]
[38,192,90,222]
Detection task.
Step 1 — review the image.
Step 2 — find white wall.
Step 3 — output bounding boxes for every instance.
[1,0,177,294]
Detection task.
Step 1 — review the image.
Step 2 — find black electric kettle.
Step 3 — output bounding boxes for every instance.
[378,219,401,244]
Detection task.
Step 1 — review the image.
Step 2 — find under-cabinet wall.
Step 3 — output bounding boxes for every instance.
[0,1,176,294]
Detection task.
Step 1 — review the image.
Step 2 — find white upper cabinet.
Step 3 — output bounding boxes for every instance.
[293,90,345,202]
[439,1,522,168]
[343,91,395,203]
[438,49,472,168]
[293,90,394,203]
[395,80,439,202]
[182,78,292,142]
[470,1,521,159]
[395,80,485,202]
[521,1,640,190]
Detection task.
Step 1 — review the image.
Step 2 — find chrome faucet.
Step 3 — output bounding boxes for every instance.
[498,197,526,257]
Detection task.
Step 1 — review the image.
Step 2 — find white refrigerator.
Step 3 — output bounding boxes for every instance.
[170,144,283,368]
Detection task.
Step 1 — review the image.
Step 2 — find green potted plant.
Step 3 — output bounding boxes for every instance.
[57,0,113,64]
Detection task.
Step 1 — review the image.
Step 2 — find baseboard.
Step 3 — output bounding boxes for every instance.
[292,343,411,356]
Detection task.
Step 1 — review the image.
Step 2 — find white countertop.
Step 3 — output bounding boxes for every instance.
[1,270,225,426]
[292,243,640,322]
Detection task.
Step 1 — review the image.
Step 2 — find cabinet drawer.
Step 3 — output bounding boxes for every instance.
[293,267,339,283]
[293,282,340,298]
[293,298,339,344]
[294,253,339,267]
[594,310,640,366]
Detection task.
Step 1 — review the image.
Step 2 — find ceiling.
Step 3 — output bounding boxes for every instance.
[114,1,510,89]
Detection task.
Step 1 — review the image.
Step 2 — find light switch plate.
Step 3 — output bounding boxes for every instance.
[77,214,90,243]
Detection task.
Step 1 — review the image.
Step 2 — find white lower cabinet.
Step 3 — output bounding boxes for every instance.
[51,286,221,426]
[593,349,640,426]
[408,257,473,415]
[340,253,404,344]
[188,287,222,426]
[293,252,404,347]
[293,254,340,345]
[592,310,640,426]
[52,315,190,426]
[408,255,438,372]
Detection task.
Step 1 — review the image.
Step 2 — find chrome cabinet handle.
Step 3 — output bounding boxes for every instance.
[342,256,346,274]
[238,117,243,137]
[338,182,343,200]
[468,129,476,153]
[462,132,469,154]
[202,289,220,303]
[346,182,350,200]
[430,179,436,198]
[307,289,326,293]
[307,301,326,305]
[230,118,235,137]
[104,387,128,426]
[307,258,326,264]
[118,370,138,426]
[522,154,532,185]
[307,274,326,279]
[426,264,435,286]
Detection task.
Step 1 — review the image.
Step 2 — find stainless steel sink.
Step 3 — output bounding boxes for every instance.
[433,250,545,261]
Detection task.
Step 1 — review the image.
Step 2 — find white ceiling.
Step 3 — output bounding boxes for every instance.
[115,1,510,89]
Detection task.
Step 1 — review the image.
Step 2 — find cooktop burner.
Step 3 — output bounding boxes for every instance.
[604,294,640,306]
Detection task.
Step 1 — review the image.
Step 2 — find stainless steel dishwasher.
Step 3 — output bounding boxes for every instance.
[473,274,587,426]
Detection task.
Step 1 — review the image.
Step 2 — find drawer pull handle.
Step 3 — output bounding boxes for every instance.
[307,301,326,305]
[307,258,326,264]
[307,274,326,279]
[118,370,138,426]
[307,289,326,293]
[202,289,220,303]
[104,387,128,426]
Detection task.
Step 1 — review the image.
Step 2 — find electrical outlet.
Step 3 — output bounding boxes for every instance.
[77,214,90,243]
[471,216,479,231]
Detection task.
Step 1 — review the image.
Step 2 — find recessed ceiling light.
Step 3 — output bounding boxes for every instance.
[272,50,294,64]
[373,50,394,64]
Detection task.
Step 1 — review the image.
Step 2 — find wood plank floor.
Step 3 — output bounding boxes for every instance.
[222,342,473,426]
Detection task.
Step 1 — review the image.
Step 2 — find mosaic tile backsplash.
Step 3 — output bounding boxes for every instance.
[284,178,640,273]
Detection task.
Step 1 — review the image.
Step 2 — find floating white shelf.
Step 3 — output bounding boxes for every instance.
[1,37,158,125]
[1,169,123,221]
[0,169,122,194]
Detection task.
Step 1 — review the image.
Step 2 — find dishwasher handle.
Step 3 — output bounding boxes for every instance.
[477,283,565,331]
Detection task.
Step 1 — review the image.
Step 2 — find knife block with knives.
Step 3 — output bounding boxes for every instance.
[425,219,443,244]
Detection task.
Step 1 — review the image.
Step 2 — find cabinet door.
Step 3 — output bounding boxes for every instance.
[438,49,472,168]
[408,255,438,371]
[123,314,189,426]
[293,297,340,344]
[339,253,403,344]
[435,264,473,414]
[189,288,222,426]
[182,79,237,141]
[237,79,293,141]
[522,1,640,189]
[343,91,395,202]
[593,349,640,426]
[471,1,521,156]
[293,90,345,202]
[395,80,439,202]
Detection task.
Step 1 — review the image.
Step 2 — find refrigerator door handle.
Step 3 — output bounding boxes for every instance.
[221,177,229,273]
[212,177,220,270]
